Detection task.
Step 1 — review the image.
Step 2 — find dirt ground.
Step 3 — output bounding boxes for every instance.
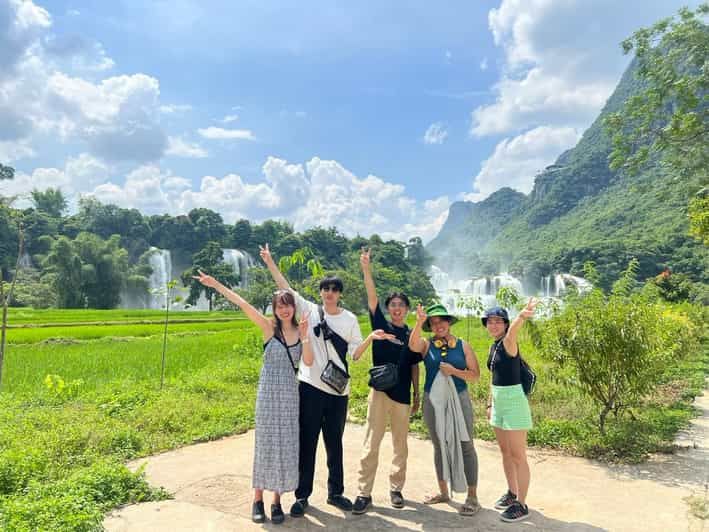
[104,385,708,532]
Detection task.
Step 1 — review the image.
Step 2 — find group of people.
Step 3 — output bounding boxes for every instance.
[193,245,538,525]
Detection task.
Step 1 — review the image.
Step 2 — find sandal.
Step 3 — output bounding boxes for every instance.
[423,493,450,505]
[459,496,481,516]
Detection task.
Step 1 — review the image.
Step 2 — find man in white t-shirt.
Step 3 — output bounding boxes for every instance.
[260,244,392,517]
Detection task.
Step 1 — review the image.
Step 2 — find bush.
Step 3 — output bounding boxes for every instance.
[540,260,696,433]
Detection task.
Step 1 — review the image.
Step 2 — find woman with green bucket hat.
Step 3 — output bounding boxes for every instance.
[408,302,482,516]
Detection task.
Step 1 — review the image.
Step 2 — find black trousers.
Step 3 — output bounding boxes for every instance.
[295,381,348,500]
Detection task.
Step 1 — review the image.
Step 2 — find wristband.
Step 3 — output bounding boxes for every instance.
[301,338,310,344]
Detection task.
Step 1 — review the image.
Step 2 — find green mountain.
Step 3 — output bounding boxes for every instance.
[427,60,708,290]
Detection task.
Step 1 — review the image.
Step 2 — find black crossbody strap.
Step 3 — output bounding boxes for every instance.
[283,341,299,375]
[318,305,349,371]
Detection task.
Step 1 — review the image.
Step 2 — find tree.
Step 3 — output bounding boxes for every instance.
[188,208,227,245]
[278,247,324,284]
[406,237,433,269]
[0,223,23,388]
[40,236,84,308]
[74,233,130,309]
[688,187,709,245]
[0,163,13,181]
[231,218,253,249]
[182,242,238,310]
[301,226,348,268]
[540,260,690,433]
[605,4,708,183]
[30,188,68,218]
[237,267,276,313]
[40,232,130,309]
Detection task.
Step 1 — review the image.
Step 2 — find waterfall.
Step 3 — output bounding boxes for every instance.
[221,248,256,287]
[562,274,592,293]
[18,251,32,269]
[430,266,592,316]
[147,248,172,309]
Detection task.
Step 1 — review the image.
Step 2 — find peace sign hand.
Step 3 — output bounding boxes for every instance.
[360,247,371,271]
[520,297,539,320]
[299,311,310,340]
[415,304,427,325]
[192,269,218,288]
[259,243,273,265]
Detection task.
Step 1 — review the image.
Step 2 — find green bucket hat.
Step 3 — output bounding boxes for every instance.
[422,303,458,332]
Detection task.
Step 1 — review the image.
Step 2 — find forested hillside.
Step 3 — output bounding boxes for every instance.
[428,56,708,292]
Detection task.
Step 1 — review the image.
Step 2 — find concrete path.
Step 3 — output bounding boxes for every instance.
[105,387,709,532]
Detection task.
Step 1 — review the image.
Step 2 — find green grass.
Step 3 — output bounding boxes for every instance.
[6,308,242,325]
[0,309,706,530]
[5,319,251,345]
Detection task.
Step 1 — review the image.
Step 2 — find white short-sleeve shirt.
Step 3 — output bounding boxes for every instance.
[292,290,363,396]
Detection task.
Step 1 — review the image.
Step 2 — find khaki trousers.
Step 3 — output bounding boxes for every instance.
[357,389,411,497]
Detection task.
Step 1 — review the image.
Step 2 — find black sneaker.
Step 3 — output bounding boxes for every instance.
[271,503,285,524]
[290,498,308,517]
[500,501,529,523]
[327,494,353,511]
[390,490,404,508]
[352,496,372,514]
[494,490,517,510]
[252,501,266,523]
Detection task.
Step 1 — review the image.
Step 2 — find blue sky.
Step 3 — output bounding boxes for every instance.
[0,0,698,242]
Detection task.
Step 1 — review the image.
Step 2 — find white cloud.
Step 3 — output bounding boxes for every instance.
[0,0,50,78]
[0,2,173,164]
[43,35,115,72]
[0,152,109,202]
[0,139,35,162]
[423,122,448,145]
[471,0,692,137]
[68,155,448,242]
[465,126,580,202]
[219,113,239,123]
[166,136,208,158]
[479,57,488,71]
[159,104,192,114]
[91,165,186,214]
[294,157,449,242]
[197,127,255,140]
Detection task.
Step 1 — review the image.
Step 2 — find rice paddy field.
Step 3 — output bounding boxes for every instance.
[0,308,705,531]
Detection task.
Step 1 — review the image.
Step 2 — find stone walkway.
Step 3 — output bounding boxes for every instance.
[105,385,709,531]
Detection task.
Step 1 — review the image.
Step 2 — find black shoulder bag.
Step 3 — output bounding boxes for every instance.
[367,323,406,392]
[315,305,350,394]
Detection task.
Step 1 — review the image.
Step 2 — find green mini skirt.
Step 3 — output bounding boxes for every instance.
[490,384,533,431]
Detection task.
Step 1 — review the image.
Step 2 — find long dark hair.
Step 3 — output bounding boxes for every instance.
[272,290,298,341]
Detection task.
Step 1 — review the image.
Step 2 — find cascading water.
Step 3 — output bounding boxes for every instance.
[18,252,32,269]
[430,267,592,316]
[221,249,256,287]
[122,247,258,310]
[147,248,172,309]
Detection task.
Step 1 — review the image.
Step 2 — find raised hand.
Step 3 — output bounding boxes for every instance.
[259,243,273,265]
[520,297,539,320]
[299,311,310,339]
[192,269,218,288]
[415,304,427,325]
[370,329,397,342]
[360,247,371,271]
